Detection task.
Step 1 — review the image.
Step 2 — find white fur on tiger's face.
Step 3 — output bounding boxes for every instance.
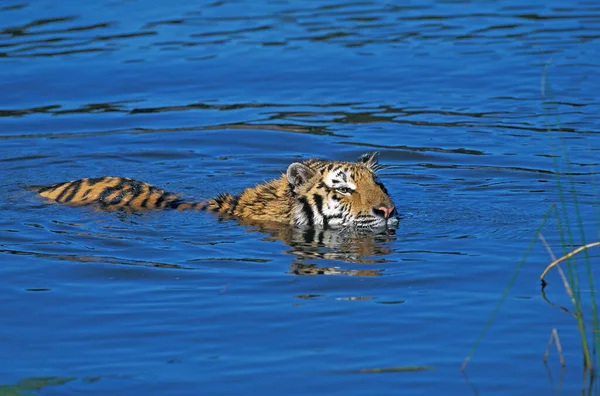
[286,153,398,230]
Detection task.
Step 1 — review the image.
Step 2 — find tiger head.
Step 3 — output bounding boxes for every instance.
[286,152,398,229]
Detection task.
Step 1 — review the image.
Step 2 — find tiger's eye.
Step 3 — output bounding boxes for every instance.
[336,187,353,195]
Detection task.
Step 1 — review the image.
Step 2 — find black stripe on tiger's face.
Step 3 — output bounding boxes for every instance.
[287,153,398,229]
[297,196,315,227]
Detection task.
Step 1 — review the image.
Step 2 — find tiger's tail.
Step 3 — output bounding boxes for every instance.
[170,201,210,211]
[25,185,46,193]
[27,177,213,212]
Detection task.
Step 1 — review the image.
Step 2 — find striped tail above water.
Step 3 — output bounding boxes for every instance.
[27,176,209,212]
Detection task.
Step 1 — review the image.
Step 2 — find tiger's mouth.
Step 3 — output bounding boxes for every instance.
[352,215,399,230]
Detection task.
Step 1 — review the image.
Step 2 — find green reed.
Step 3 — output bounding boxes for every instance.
[541,61,599,373]
[463,62,600,378]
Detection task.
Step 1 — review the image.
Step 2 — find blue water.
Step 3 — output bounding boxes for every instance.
[1,0,599,394]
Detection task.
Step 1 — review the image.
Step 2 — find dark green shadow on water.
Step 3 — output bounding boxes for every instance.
[0,377,76,396]
[331,366,435,374]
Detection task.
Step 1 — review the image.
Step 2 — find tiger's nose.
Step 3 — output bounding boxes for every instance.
[373,205,395,219]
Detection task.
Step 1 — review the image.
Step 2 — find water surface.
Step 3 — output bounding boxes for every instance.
[1,0,599,394]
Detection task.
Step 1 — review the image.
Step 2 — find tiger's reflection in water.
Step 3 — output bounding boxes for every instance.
[240,220,396,276]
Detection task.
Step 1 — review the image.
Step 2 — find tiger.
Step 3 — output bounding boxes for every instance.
[29,152,398,230]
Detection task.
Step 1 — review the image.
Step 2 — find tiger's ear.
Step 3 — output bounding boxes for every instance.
[358,151,379,170]
[286,163,316,188]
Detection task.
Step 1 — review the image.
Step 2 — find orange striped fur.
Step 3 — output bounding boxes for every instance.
[30,153,398,229]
